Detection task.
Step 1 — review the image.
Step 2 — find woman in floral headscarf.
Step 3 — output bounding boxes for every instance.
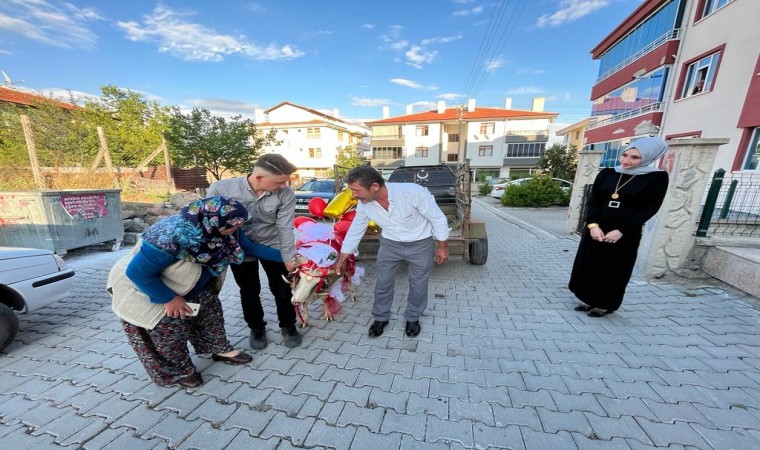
[112,196,281,388]
[569,137,670,318]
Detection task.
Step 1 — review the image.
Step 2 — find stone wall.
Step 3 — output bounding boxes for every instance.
[120,192,202,245]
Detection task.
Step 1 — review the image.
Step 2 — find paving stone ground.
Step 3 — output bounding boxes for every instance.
[2,197,760,450]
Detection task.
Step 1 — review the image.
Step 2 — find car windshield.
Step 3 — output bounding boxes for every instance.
[299,180,335,192]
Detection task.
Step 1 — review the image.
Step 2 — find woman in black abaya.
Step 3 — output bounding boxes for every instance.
[569,137,669,317]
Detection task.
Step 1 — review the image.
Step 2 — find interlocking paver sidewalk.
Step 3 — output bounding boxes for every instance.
[2,197,760,449]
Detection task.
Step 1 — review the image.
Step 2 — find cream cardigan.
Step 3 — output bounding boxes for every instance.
[108,241,226,329]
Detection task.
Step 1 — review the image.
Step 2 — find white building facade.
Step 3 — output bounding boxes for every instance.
[367,99,558,180]
[255,102,369,182]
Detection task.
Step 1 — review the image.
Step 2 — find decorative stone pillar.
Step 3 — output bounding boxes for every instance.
[567,150,604,233]
[638,138,729,277]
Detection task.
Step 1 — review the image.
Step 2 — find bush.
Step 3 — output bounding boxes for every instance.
[478,183,493,196]
[500,176,570,207]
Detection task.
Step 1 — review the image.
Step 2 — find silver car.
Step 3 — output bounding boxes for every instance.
[0,247,75,352]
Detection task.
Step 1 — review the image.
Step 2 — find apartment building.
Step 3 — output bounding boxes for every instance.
[587,0,758,173]
[366,98,558,180]
[556,118,590,150]
[255,101,369,181]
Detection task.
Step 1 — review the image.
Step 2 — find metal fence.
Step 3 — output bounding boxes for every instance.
[696,169,760,237]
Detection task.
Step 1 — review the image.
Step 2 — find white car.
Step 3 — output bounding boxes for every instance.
[490,177,573,198]
[0,247,75,352]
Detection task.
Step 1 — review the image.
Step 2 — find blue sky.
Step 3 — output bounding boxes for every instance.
[1,0,643,127]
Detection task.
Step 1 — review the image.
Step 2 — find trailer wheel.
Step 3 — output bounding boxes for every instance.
[0,303,20,353]
[468,238,488,265]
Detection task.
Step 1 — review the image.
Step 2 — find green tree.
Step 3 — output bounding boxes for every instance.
[330,145,368,178]
[165,107,279,181]
[536,143,578,181]
[84,85,172,166]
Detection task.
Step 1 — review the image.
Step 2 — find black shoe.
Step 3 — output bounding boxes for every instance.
[368,320,389,337]
[574,304,593,312]
[177,372,203,388]
[405,321,421,337]
[281,326,302,348]
[249,328,268,350]
[212,351,253,365]
[588,309,614,317]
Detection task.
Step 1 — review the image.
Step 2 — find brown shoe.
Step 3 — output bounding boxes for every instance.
[212,351,253,365]
[177,372,203,388]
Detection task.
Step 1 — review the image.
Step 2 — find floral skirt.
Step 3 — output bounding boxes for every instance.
[121,286,234,386]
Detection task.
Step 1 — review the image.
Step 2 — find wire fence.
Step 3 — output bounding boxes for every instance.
[696,169,760,238]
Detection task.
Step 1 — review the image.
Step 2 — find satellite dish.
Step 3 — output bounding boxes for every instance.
[1,70,23,87]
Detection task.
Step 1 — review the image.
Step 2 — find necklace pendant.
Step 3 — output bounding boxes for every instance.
[611,193,619,199]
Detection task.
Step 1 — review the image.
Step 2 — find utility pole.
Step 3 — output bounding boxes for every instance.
[457,104,465,163]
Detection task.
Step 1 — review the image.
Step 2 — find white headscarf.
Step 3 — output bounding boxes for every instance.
[614,137,668,175]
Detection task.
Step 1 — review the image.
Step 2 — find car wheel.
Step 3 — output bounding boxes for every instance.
[0,303,20,353]
[468,238,488,265]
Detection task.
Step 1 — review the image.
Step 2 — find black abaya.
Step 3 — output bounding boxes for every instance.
[569,168,669,311]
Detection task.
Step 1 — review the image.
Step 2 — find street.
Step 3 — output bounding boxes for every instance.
[1,199,760,449]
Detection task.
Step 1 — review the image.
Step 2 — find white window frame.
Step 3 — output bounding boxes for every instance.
[415,146,429,157]
[702,0,733,18]
[478,145,493,157]
[480,122,495,134]
[681,52,720,98]
[415,125,429,136]
[743,127,760,171]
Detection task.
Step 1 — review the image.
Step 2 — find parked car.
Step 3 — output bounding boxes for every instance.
[484,177,510,187]
[387,164,456,204]
[490,177,573,198]
[294,178,342,216]
[0,247,75,352]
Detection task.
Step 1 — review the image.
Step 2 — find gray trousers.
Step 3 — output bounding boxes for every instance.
[373,237,435,322]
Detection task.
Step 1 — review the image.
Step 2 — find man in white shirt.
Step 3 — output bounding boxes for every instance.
[335,166,449,338]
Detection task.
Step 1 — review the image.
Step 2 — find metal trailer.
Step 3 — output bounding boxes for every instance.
[0,189,124,254]
[337,160,488,265]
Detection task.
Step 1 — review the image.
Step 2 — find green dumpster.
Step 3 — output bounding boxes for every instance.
[0,189,124,254]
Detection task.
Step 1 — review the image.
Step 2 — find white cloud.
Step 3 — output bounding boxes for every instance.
[351,96,390,107]
[405,45,437,69]
[35,88,101,105]
[0,0,101,49]
[505,86,544,95]
[188,98,262,116]
[390,78,438,90]
[117,4,304,62]
[517,67,546,74]
[436,93,461,100]
[409,101,437,111]
[389,40,409,51]
[485,58,504,72]
[453,6,484,17]
[536,0,610,28]
[0,48,12,55]
[421,35,462,45]
[380,25,403,43]
[362,23,375,29]
[245,3,265,13]
[452,0,475,3]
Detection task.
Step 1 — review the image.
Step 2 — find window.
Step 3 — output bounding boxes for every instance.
[743,127,760,170]
[415,146,429,157]
[478,145,493,157]
[448,134,459,142]
[416,125,429,136]
[307,128,321,139]
[701,0,734,19]
[681,52,720,98]
[372,125,402,139]
[308,148,322,158]
[505,142,546,157]
[480,122,495,134]
[372,146,403,159]
[338,131,345,141]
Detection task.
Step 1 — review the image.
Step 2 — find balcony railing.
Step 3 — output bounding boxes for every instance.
[505,130,549,137]
[596,29,680,83]
[587,102,662,130]
[372,135,403,140]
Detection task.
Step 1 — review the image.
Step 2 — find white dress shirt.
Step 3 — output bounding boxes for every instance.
[341,183,450,254]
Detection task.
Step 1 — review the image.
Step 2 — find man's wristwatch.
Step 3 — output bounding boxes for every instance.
[587,223,599,230]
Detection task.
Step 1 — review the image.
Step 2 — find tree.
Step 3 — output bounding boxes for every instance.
[165,107,279,181]
[536,143,578,181]
[330,145,368,178]
[83,85,172,167]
